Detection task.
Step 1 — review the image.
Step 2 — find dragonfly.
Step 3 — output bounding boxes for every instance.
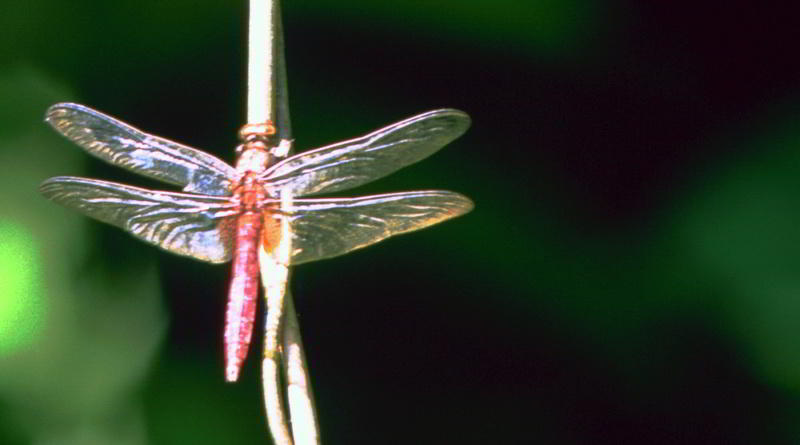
[40,103,473,382]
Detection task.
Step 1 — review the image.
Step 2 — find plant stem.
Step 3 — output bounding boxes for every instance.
[247,0,277,125]
[283,292,320,444]
[248,1,320,444]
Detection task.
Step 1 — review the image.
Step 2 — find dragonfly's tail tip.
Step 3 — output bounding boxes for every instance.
[225,365,241,383]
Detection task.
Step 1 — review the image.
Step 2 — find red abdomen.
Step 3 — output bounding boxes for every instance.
[224,211,263,382]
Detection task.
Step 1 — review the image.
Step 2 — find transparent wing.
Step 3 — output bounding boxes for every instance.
[283,190,473,265]
[40,176,237,263]
[261,109,470,197]
[46,103,237,196]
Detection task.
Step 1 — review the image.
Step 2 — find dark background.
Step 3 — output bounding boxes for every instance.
[2,1,800,444]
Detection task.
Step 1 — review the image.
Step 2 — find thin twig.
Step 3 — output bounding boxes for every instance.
[247,0,277,125]
[272,5,322,444]
[247,1,292,444]
[259,239,292,445]
[248,0,321,444]
[283,293,320,444]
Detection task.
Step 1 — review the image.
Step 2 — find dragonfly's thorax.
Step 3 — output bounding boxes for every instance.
[233,172,266,211]
[235,120,279,176]
[235,143,272,175]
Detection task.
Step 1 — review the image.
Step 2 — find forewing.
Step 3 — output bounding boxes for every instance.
[46,103,236,196]
[262,109,470,197]
[283,191,473,265]
[40,177,237,263]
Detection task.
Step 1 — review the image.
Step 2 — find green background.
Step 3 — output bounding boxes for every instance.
[2,1,800,444]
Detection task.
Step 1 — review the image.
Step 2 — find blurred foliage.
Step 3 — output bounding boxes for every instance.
[0,220,42,354]
[0,68,166,444]
[677,117,800,391]
[288,0,604,57]
[2,0,800,444]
